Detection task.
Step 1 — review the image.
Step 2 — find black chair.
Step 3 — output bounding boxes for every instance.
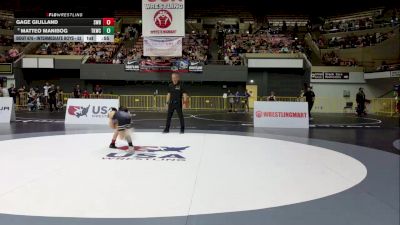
[343,102,353,113]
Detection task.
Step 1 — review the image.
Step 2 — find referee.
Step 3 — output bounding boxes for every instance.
[163,73,188,134]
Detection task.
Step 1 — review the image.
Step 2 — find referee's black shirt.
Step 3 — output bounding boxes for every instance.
[168,82,186,105]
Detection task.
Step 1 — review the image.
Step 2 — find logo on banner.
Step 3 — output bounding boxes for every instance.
[256,111,307,118]
[68,105,90,118]
[256,111,263,118]
[154,10,172,28]
[0,107,10,111]
[102,146,190,161]
[68,105,110,118]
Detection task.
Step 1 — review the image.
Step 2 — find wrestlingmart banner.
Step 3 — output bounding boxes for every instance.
[144,37,182,57]
[142,0,185,37]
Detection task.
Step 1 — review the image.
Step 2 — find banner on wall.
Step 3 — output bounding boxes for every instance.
[125,59,203,73]
[390,70,400,77]
[142,0,185,37]
[143,37,182,57]
[311,72,349,80]
[0,97,15,123]
[254,101,309,128]
[65,99,119,125]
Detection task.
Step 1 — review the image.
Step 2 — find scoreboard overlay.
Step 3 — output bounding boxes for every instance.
[13,18,115,43]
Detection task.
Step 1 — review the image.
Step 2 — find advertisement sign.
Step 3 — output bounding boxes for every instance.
[254,101,309,128]
[143,37,182,57]
[0,97,15,123]
[142,0,185,37]
[65,99,119,125]
[311,72,323,79]
[125,59,203,73]
[311,72,349,80]
[391,70,400,77]
[324,72,349,79]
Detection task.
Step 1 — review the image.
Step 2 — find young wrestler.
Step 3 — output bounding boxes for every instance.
[108,106,133,150]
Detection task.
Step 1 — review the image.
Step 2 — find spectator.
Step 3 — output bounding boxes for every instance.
[82,89,90,98]
[235,90,241,112]
[27,88,37,111]
[18,85,26,106]
[356,87,368,117]
[243,90,251,113]
[1,83,9,97]
[8,84,17,103]
[48,84,57,112]
[73,84,82,98]
[43,82,50,107]
[227,90,235,112]
[303,86,315,119]
[267,91,277,101]
[8,46,20,60]
[56,86,64,109]
[93,84,103,96]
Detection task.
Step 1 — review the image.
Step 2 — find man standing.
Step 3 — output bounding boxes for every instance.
[73,84,81,98]
[43,82,50,108]
[48,84,57,112]
[356,87,367,117]
[163,73,188,134]
[303,86,315,119]
[8,84,17,104]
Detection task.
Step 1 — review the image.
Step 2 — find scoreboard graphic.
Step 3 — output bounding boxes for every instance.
[13,14,115,43]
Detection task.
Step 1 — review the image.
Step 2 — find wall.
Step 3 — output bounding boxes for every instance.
[80,64,248,82]
[310,67,396,113]
[248,68,307,96]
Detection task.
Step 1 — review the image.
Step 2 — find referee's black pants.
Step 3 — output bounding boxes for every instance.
[165,103,185,132]
[307,101,314,118]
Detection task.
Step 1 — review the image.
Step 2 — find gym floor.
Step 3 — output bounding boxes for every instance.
[0,110,398,225]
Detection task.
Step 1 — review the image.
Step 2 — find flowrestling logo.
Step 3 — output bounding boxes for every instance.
[103,146,190,161]
[68,105,110,118]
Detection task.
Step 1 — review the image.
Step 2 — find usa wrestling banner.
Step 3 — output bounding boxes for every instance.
[143,37,182,57]
[142,0,185,37]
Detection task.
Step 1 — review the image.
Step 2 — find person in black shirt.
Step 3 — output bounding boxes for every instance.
[8,84,17,104]
[48,84,57,112]
[163,73,188,134]
[356,88,367,117]
[73,84,81,98]
[303,86,315,119]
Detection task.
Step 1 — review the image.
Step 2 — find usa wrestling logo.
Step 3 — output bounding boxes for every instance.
[68,105,90,118]
[154,10,172,29]
[68,105,110,118]
[103,146,190,161]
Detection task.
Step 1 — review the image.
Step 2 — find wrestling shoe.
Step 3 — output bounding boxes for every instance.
[109,143,117,149]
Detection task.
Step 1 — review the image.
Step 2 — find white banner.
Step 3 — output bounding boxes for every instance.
[143,37,182,56]
[0,97,15,123]
[65,99,119,125]
[254,101,309,128]
[142,0,185,37]
[391,70,400,77]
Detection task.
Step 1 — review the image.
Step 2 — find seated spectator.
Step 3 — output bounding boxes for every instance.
[27,88,38,111]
